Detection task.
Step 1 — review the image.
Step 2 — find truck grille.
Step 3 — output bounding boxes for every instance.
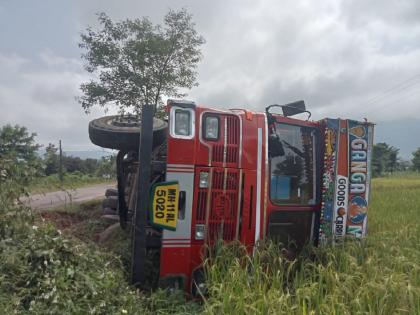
[211,115,240,167]
[194,167,240,244]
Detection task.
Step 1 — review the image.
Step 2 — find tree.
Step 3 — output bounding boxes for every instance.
[385,145,398,173]
[412,148,420,171]
[372,143,399,177]
[83,158,100,175]
[44,143,59,176]
[0,124,41,196]
[62,155,84,173]
[0,124,40,162]
[95,155,116,178]
[397,159,411,172]
[78,9,205,115]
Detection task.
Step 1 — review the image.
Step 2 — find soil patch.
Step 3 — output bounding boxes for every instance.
[40,211,85,230]
[38,201,110,243]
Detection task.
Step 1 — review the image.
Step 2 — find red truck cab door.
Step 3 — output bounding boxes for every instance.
[266,119,322,250]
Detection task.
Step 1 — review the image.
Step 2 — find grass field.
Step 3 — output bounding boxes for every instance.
[1,174,419,314]
[28,173,114,194]
[200,175,420,314]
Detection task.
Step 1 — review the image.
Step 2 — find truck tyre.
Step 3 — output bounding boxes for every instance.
[89,115,167,151]
[105,188,118,198]
[102,196,118,210]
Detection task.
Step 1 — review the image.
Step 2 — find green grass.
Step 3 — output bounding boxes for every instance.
[28,173,114,194]
[378,170,420,179]
[1,192,200,314]
[40,200,133,269]
[202,175,420,314]
[2,173,419,314]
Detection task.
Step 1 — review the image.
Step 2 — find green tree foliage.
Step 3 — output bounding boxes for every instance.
[0,124,41,197]
[78,9,205,114]
[95,155,116,178]
[0,124,40,164]
[60,155,115,177]
[62,155,85,173]
[396,159,411,171]
[372,143,399,177]
[83,158,99,174]
[44,143,59,175]
[42,143,116,178]
[412,147,420,171]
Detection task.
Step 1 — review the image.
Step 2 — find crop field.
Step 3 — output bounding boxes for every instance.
[201,174,420,314]
[1,174,419,314]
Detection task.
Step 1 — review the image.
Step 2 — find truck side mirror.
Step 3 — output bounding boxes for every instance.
[265,100,311,120]
[281,100,306,117]
[269,133,285,157]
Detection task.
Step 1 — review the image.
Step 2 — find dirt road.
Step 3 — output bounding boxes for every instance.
[23,183,116,210]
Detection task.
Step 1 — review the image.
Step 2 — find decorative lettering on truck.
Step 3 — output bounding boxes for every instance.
[333,175,348,239]
[346,121,372,238]
[332,120,349,241]
[319,119,372,243]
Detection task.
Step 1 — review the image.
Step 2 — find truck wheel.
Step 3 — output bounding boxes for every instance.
[102,196,118,210]
[105,188,118,197]
[89,115,167,151]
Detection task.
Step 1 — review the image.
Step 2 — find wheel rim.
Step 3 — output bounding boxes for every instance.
[109,115,140,128]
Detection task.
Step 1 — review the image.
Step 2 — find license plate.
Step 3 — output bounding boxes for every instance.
[150,181,179,230]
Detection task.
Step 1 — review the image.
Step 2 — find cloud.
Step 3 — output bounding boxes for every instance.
[0,51,110,151]
[1,0,420,156]
[180,0,420,121]
[55,0,420,122]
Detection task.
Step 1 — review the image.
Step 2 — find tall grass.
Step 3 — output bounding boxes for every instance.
[2,172,419,314]
[202,175,420,314]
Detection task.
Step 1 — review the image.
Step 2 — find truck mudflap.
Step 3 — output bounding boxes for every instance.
[319,118,374,243]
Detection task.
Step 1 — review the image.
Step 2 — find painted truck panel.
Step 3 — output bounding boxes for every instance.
[319,118,374,243]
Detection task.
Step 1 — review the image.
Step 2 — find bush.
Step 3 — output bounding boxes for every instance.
[0,223,139,313]
[0,145,197,314]
[0,194,203,314]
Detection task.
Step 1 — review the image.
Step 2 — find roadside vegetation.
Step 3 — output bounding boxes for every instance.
[2,160,419,314]
[0,124,116,195]
[0,144,199,314]
[28,173,114,194]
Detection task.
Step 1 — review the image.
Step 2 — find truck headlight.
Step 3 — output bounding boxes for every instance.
[204,116,219,140]
[195,224,205,240]
[199,171,209,188]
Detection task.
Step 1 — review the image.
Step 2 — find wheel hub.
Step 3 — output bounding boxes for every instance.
[112,115,140,128]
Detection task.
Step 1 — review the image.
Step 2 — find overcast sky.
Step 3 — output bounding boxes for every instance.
[1,0,419,158]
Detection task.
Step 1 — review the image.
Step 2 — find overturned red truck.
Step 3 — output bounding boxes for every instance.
[88,99,374,293]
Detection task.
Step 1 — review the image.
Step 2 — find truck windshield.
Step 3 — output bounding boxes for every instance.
[269,123,316,205]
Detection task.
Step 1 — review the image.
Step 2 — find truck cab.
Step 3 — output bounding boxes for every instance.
[89,99,374,293]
